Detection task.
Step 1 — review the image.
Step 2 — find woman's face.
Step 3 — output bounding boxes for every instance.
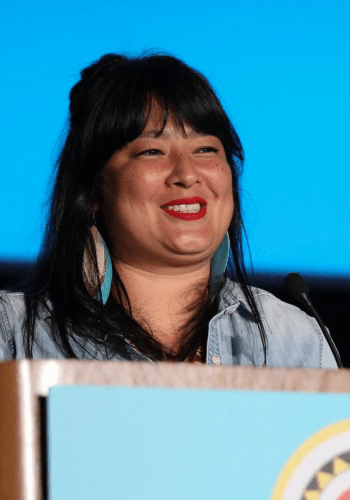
[99,108,234,274]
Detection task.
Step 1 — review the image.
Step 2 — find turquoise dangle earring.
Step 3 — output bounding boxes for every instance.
[82,214,113,304]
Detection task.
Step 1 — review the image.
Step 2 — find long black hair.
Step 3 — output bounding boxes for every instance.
[24,53,267,362]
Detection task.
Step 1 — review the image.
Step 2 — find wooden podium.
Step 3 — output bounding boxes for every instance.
[1,360,350,500]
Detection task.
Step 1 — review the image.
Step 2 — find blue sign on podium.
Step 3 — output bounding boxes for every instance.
[48,387,350,499]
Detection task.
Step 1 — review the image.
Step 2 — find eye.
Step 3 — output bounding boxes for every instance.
[135,148,162,157]
[197,146,219,154]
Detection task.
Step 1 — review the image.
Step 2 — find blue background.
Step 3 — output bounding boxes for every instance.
[48,386,350,499]
[1,0,349,276]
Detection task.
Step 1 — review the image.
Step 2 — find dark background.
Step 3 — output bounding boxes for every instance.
[1,261,349,366]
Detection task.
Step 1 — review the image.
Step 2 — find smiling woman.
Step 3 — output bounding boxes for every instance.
[0,53,339,367]
[100,110,233,273]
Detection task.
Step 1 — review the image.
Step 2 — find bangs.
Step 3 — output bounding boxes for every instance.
[75,54,243,174]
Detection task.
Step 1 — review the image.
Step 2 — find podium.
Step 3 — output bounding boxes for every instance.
[1,360,350,500]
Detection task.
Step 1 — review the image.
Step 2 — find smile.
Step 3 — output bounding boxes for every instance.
[165,203,201,213]
[162,205,207,220]
[161,200,207,220]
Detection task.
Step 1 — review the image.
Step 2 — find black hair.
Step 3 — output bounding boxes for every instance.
[23,52,266,362]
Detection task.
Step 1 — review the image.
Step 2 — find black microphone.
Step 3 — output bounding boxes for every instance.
[284,273,343,368]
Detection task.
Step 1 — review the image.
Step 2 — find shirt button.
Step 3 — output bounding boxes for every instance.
[212,355,221,365]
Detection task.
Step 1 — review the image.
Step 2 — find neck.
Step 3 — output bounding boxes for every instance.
[113,260,211,349]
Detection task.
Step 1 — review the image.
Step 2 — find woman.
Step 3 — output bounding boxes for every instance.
[0,53,338,367]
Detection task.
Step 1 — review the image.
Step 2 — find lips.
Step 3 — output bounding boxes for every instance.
[161,196,207,208]
[161,197,207,221]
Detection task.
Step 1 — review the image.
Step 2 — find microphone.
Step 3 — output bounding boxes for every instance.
[284,273,343,368]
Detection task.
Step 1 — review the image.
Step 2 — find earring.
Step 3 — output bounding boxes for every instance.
[211,232,230,279]
[82,218,113,304]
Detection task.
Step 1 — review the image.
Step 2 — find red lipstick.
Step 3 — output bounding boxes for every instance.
[161,197,207,221]
[161,197,206,208]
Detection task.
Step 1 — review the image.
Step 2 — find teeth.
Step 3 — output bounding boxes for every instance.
[165,203,202,213]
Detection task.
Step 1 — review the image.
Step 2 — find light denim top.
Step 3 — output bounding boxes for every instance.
[0,278,338,368]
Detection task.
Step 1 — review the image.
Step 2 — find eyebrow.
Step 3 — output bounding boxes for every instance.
[138,129,208,139]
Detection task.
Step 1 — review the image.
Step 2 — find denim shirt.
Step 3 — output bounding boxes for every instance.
[0,279,338,368]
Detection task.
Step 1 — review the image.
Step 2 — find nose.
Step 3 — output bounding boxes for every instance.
[165,152,200,189]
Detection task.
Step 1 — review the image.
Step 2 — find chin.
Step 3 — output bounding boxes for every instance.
[168,236,219,256]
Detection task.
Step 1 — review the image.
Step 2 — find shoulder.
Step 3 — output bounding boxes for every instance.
[0,290,62,361]
[0,290,28,331]
[251,286,315,322]
[0,291,129,362]
[218,279,337,368]
[221,279,317,325]
[0,289,27,315]
[0,290,27,359]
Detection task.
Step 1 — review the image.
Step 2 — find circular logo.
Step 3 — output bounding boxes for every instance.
[272,419,350,499]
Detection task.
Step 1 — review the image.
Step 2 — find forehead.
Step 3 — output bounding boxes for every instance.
[139,125,206,140]
[139,105,208,140]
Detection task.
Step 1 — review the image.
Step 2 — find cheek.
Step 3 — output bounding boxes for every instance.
[210,162,233,196]
[101,168,160,231]
[103,170,139,208]
[117,166,163,200]
[214,164,234,219]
